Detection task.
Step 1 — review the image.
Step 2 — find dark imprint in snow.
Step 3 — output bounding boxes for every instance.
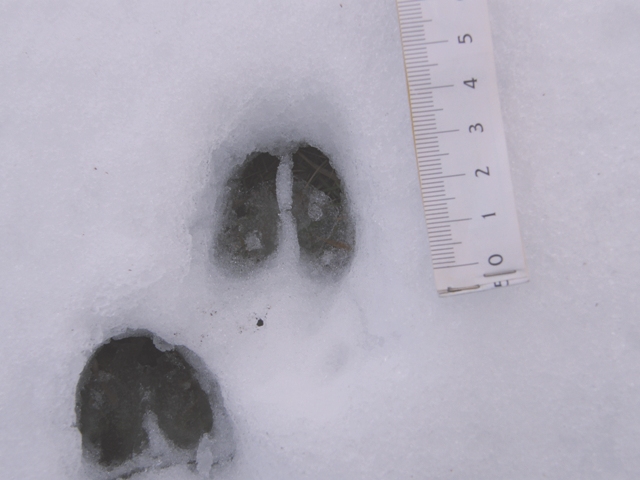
[291,146,355,277]
[215,146,355,278]
[76,333,232,475]
[215,152,280,272]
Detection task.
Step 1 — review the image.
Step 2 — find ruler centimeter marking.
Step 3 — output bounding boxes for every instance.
[396,0,529,296]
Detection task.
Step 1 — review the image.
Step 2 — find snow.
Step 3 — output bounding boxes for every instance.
[1,0,639,478]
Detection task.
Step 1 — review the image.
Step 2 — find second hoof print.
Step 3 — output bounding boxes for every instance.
[76,332,234,479]
[215,145,355,279]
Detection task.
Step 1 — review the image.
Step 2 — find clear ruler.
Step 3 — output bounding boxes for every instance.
[395,0,528,296]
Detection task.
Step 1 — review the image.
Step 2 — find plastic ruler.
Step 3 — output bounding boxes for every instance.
[395,0,528,296]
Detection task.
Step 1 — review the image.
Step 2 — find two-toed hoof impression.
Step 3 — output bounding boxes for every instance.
[76,332,233,477]
[215,145,355,278]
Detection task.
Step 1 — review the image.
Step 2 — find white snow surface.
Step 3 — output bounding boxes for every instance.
[1,1,640,479]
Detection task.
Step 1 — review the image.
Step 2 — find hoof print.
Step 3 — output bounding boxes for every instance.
[76,333,233,477]
[213,144,355,278]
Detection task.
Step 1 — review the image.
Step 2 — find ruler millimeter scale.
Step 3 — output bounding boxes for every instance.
[395,0,528,296]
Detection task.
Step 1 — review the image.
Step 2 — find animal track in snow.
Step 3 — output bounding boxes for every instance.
[215,145,355,278]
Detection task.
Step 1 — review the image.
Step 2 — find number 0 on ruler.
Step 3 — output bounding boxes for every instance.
[396,0,529,296]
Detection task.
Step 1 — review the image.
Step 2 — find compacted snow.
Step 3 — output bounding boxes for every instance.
[1,1,639,478]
